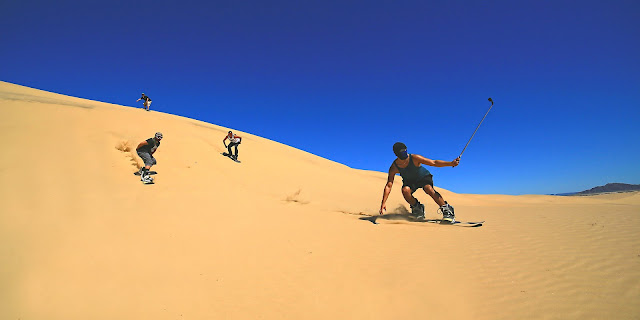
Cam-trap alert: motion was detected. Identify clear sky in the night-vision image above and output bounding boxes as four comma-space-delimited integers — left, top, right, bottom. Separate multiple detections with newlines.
2, 0, 639, 195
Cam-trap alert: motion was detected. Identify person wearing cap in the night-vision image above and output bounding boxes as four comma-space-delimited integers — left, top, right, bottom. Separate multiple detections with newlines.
379, 142, 460, 222
136, 93, 152, 111
136, 132, 163, 182
223, 131, 242, 161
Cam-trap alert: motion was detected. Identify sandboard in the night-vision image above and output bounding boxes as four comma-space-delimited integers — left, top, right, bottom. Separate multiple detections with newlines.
221, 152, 241, 163
420, 218, 484, 227
134, 171, 157, 175
360, 215, 484, 227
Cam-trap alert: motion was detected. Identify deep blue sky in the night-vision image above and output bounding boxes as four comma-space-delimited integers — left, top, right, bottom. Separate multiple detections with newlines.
2, 0, 639, 194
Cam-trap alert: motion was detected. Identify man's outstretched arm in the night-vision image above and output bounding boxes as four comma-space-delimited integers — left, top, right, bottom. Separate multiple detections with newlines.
413, 154, 460, 167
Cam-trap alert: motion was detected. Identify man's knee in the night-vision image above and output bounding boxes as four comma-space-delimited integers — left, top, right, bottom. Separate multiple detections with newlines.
424, 187, 442, 199
423, 184, 435, 194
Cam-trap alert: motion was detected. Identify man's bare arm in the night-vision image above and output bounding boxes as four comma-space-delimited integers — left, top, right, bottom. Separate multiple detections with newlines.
380, 164, 398, 214
413, 154, 460, 167
136, 140, 148, 150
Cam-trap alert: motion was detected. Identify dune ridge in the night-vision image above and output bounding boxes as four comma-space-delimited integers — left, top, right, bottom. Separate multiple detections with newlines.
1, 81, 638, 319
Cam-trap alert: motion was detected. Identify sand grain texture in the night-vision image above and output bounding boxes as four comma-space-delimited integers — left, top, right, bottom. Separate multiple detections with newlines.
1, 81, 638, 319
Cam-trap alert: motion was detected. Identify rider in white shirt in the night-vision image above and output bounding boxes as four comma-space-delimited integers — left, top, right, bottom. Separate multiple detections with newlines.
223, 131, 242, 160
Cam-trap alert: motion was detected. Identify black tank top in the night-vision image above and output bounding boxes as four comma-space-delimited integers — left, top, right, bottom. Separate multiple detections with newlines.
394, 155, 430, 183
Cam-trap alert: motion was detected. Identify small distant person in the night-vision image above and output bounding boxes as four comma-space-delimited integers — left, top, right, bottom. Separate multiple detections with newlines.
136, 132, 163, 182
136, 93, 152, 111
379, 142, 460, 222
223, 131, 242, 161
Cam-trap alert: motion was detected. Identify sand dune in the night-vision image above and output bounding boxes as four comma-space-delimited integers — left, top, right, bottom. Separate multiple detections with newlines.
1, 81, 638, 319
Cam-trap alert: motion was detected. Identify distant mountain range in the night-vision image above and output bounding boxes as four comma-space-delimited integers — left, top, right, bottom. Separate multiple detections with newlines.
553, 183, 640, 196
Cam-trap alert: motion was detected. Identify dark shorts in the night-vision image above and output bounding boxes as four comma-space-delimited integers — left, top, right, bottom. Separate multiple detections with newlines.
137, 151, 156, 167
403, 174, 434, 194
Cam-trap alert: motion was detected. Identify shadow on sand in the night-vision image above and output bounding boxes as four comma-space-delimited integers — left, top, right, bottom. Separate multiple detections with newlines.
359, 205, 415, 225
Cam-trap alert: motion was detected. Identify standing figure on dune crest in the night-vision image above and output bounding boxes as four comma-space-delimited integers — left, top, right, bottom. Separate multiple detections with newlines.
136, 132, 162, 183
379, 142, 460, 222
136, 93, 152, 111
223, 131, 242, 161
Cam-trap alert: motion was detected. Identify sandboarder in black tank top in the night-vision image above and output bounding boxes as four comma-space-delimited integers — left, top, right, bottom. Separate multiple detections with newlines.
379, 142, 460, 222
136, 93, 152, 111
136, 132, 162, 182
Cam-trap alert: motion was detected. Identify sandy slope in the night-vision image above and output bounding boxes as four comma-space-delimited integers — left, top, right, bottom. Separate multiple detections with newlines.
1, 81, 638, 320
